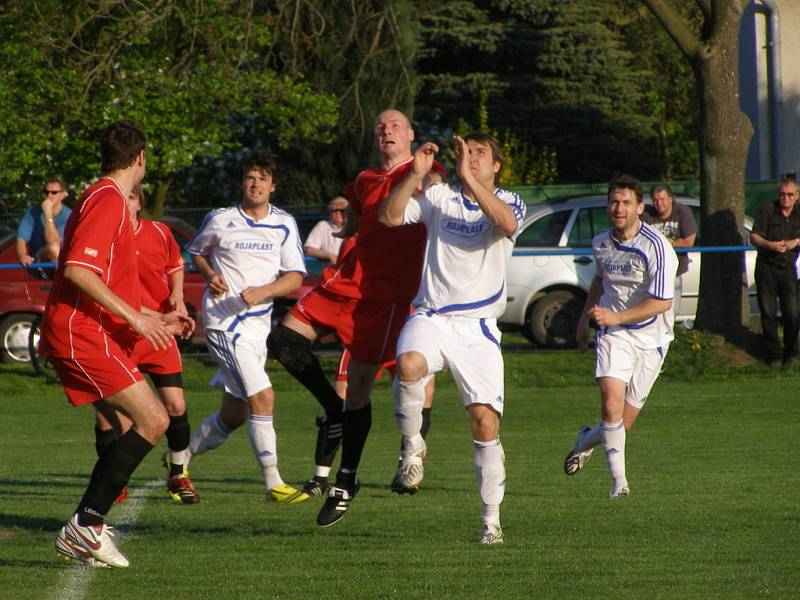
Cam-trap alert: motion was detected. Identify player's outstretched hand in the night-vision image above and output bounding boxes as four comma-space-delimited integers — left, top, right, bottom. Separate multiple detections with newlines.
453, 134, 472, 183
412, 142, 439, 178
208, 273, 229, 297
162, 311, 195, 339
132, 312, 174, 350
240, 286, 267, 308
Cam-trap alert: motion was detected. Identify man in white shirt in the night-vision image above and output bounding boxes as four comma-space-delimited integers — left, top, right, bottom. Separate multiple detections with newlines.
185, 150, 310, 504
563, 175, 677, 499
380, 132, 526, 545
304, 196, 348, 265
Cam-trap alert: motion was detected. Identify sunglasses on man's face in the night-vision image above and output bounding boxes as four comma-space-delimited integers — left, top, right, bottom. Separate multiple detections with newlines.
44, 190, 63, 196
330, 208, 347, 213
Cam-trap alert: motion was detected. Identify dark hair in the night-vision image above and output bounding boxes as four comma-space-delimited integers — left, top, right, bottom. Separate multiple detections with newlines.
608, 174, 644, 204
463, 132, 504, 183
241, 149, 277, 178
42, 178, 66, 193
778, 176, 798, 189
100, 120, 146, 174
649, 183, 673, 199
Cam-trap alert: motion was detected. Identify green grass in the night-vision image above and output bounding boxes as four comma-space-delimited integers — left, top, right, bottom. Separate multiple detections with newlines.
0, 345, 797, 599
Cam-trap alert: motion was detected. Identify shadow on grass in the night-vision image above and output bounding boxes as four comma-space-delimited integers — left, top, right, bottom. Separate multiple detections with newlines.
0, 513, 64, 532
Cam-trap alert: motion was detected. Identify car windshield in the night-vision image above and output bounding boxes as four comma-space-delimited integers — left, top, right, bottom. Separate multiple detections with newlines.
516, 210, 571, 247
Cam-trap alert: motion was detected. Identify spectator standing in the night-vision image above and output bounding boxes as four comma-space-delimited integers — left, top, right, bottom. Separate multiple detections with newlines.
750, 177, 800, 366
16, 178, 72, 265
641, 185, 697, 319
304, 196, 348, 265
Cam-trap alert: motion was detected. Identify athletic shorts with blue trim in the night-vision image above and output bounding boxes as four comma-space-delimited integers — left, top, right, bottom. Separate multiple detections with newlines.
205, 329, 271, 399
595, 329, 668, 409
396, 312, 504, 416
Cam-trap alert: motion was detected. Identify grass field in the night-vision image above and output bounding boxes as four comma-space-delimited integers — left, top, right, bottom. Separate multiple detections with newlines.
1, 335, 798, 599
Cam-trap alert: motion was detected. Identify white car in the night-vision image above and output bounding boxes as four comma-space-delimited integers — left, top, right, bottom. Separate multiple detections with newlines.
501, 195, 757, 347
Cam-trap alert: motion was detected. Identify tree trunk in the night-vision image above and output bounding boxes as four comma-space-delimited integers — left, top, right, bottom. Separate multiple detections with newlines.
692, 7, 753, 333
149, 178, 172, 221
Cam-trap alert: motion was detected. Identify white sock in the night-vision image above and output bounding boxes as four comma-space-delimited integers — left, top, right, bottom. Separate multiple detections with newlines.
393, 376, 429, 442
578, 423, 602, 452
168, 448, 190, 469
600, 420, 627, 490
187, 412, 231, 464
474, 439, 505, 526
314, 465, 331, 478
248, 415, 284, 490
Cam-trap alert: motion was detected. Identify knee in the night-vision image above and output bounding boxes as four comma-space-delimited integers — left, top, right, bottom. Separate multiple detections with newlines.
267, 324, 314, 370
397, 352, 427, 382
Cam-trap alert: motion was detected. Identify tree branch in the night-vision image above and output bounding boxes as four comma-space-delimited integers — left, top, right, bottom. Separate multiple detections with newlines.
694, 0, 711, 21
640, 0, 702, 60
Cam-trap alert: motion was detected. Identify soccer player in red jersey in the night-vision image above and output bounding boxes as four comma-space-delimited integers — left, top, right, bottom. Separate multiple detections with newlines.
267, 108, 445, 526
93, 183, 200, 505
41, 120, 190, 568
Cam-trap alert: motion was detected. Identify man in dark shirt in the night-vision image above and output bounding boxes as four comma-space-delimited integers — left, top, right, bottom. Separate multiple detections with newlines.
641, 184, 697, 319
750, 177, 800, 365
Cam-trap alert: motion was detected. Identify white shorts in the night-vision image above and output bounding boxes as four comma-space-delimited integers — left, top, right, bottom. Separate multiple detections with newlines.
396, 312, 504, 415
205, 329, 271, 400
595, 330, 668, 409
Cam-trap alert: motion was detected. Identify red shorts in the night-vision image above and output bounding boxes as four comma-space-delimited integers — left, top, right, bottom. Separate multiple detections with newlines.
128, 337, 182, 375
335, 348, 396, 382
290, 287, 409, 364
49, 347, 144, 407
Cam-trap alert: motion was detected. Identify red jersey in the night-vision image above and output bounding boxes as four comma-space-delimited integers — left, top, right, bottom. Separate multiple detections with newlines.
39, 178, 140, 357
134, 218, 184, 312
323, 157, 446, 302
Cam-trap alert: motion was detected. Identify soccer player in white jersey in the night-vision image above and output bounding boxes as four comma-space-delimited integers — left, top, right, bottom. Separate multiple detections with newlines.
379, 132, 526, 544
563, 174, 678, 498
185, 150, 310, 504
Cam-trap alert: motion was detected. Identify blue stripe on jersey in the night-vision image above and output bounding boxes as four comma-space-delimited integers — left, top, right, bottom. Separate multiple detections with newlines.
236, 206, 289, 243
610, 234, 649, 271
431, 284, 505, 314
639, 224, 668, 299
461, 192, 481, 211
479, 318, 501, 349
226, 306, 274, 332
187, 207, 228, 251
621, 316, 657, 330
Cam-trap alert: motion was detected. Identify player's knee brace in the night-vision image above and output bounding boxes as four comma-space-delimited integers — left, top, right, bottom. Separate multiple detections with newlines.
393, 377, 428, 438
267, 324, 316, 373
474, 440, 505, 506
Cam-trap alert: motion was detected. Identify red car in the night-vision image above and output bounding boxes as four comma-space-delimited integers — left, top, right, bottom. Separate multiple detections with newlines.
0, 217, 319, 364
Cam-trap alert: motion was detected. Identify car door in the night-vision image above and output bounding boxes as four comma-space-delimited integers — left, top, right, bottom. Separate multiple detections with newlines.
564, 204, 611, 289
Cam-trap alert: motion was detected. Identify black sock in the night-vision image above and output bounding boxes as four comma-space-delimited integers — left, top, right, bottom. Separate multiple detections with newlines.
94, 426, 116, 459
76, 428, 154, 525
165, 413, 190, 476
314, 414, 343, 468
420, 407, 432, 440
267, 325, 344, 417
336, 403, 372, 488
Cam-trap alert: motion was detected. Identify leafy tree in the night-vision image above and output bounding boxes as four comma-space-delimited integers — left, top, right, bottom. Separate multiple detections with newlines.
0, 1, 338, 215
641, 0, 753, 332
414, 0, 665, 182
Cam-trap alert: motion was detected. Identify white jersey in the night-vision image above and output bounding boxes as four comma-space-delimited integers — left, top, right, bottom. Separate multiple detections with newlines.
187, 204, 307, 338
403, 182, 526, 318
304, 219, 344, 257
593, 221, 678, 348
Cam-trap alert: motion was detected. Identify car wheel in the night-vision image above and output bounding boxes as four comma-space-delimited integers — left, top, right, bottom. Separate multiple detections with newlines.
0, 312, 38, 363
528, 291, 583, 348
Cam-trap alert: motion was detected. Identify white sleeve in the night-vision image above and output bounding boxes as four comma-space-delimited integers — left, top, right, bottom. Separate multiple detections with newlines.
186, 212, 220, 256
304, 220, 327, 249
281, 217, 308, 275
647, 237, 678, 300
404, 182, 446, 225
498, 190, 527, 233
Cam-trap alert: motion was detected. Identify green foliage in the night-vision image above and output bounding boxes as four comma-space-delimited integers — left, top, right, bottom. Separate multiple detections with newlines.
0, 1, 338, 211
